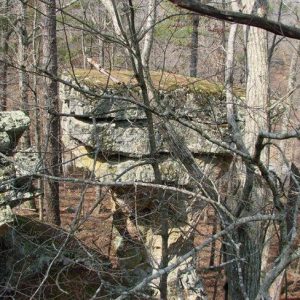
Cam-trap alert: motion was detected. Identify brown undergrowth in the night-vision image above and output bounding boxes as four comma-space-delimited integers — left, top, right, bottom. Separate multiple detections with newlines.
12, 174, 300, 300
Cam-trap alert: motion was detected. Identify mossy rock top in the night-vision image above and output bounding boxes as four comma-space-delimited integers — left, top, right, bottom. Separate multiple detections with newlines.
64, 68, 244, 96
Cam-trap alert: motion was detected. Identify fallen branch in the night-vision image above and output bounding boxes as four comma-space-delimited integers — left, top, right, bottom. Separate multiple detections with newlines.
87, 58, 121, 84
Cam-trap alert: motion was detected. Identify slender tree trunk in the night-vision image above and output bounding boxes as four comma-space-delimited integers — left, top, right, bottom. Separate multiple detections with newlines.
139, 2, 170, 296
16, 0, 37, 211
0, 0, 10, 111
18, 0, 31, 149
81, 24, 86, 68
98, 7, 106, 67
33, 0, 44, 220
220, 0, 226, 81
189, 14, 200, 77
42, 0, 61, 226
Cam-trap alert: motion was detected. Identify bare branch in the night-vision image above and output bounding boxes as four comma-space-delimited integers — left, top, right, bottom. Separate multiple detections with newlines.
115, 213, 281, 300
168, 0, 300, 40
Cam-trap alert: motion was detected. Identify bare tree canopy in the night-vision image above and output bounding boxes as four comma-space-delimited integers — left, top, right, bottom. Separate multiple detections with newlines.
168, 0, 300, 39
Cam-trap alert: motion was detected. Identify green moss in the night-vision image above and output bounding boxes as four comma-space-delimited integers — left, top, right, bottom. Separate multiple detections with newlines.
65, 68, 244, 97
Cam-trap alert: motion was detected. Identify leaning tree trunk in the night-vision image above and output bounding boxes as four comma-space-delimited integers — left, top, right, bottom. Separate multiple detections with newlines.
42, 0, 61, 225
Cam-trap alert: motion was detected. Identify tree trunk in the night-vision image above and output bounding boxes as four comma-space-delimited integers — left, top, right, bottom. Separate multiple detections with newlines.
220, 0, 226, 81
223, 0, 269, 299
99, 8, 107, 67
280, 41, 300, 164
0, 0, 10, 111
18, 0, 31, 148
15, 0, 37, 211
32, 0, 44, 220
42, 0, 61, 226
189, 14, 200, 77
243, 1, 269, 158
131, 2, 170, 297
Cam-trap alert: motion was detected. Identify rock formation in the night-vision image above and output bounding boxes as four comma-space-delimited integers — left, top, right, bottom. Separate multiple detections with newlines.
61, 69, 232, 298
0, 113, 111, 297
0, 111, 32, 233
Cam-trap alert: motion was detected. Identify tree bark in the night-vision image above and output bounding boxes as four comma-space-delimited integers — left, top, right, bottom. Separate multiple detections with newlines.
189, 14, 200, 77
222, 0, 269, 298
141, 0, 157, 70
17, 0, 37, 211
18, 0, 31, 149
32, 0, 44, 219
243, 3, 269, 158
280, 41, 300, 164
42, 0, 61, 226
0, 0, 11, 111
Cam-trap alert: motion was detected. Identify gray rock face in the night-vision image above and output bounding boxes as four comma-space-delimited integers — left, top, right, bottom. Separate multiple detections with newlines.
0, 194, 13, 229
0, 111, 31, 231
61, 84, 147, 120
66, 117, 153, 157
61, 73, 230, 185
0, 132, 10, 153
66, 117, 226, 158
61, 75, 228, 123
0, 111, 30, 133
0, 111, 30, 153
14, 148, 40, 177
63, 142, 227, 186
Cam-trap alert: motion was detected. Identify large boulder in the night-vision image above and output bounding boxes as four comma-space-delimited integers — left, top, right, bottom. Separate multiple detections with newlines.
61, 69, 231, 183
0, 111, 31, 235
60, 69, 234, 298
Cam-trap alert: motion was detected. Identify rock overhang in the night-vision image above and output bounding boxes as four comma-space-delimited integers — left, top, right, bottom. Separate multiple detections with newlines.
60, 69, 239, 185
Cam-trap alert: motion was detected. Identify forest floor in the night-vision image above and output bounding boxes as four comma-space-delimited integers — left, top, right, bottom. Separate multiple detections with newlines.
14, 174, 300, 300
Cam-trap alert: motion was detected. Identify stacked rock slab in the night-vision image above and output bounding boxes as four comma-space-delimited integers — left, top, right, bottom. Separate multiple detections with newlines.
60, 69, 232, 298
0, 111, 31, 234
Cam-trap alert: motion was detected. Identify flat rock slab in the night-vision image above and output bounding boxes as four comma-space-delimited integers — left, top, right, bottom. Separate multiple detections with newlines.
60, 72, 229, 123
69, 145, 227, 185
66, 117, 226, 157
